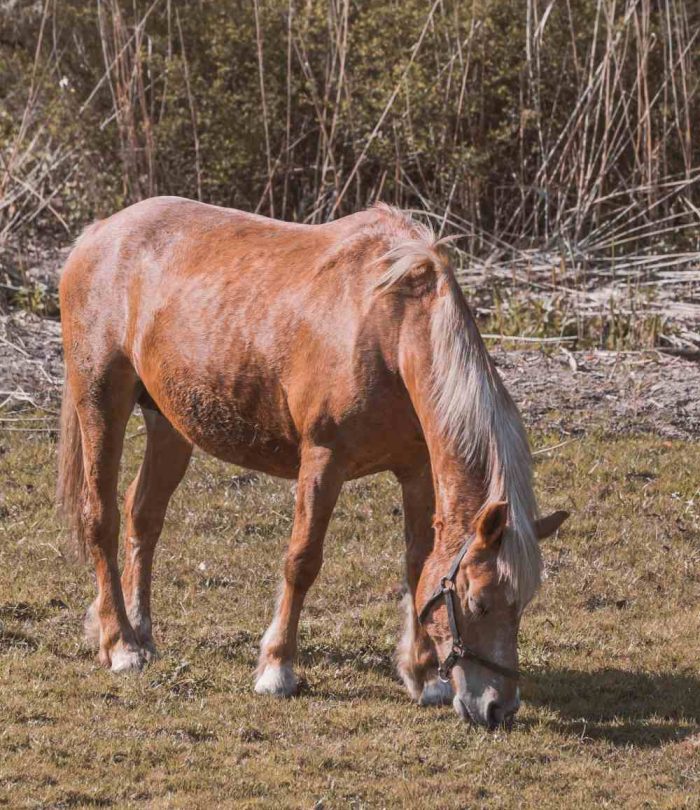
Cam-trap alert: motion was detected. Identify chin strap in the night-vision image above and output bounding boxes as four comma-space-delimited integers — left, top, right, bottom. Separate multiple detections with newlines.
417, 535, 521, 683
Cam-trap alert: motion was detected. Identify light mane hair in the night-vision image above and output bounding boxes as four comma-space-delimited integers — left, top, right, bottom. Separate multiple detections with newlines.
374, 208, 542, 606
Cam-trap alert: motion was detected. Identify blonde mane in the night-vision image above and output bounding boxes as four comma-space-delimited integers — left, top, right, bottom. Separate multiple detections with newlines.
375, 210, 542, 605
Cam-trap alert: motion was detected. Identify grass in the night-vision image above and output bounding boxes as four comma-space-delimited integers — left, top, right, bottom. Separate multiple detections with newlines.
0, 416, 699, 808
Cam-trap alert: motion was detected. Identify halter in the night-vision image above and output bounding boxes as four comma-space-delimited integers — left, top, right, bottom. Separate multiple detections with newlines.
417, 534, 521, 683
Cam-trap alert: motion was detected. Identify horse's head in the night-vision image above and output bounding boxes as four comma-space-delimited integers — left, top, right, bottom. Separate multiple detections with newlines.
417, 502, 568, 729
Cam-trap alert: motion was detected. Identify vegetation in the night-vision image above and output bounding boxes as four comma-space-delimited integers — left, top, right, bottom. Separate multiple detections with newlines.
0, 417, 698, 806
1, 5, 698, 804
2, 0, 698, 350
1, 1, 698, 244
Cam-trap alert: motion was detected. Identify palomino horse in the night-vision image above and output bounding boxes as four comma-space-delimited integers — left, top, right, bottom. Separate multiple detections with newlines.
57, 197, 567, 728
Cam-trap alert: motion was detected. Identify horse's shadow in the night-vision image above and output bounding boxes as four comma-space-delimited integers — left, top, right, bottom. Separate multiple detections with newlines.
300, 644, 699, 747
523, 667, 700, 747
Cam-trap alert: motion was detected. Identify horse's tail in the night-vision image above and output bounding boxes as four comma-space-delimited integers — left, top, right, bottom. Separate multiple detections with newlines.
56, 378, 87, 560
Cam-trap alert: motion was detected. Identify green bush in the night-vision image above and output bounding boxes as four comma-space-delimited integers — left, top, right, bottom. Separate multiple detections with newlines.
1, 0, 698, 249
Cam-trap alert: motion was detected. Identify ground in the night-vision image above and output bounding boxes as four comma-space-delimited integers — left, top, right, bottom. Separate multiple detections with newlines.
1, 426, 699, 808
1, 280, 700, 807
1, 361, 699, 806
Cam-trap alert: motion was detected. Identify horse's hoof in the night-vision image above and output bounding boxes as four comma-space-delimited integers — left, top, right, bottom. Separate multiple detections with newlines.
419, 677, 454, 706
84, 600, 100, 647
254, 663, 298, 697
133, 624, 157, 662
109, 642, 148, 674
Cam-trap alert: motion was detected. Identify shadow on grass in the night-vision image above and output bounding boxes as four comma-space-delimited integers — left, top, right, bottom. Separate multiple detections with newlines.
526, 668, 700, 747
298, 642, 395, 679
297, 650, 700, 745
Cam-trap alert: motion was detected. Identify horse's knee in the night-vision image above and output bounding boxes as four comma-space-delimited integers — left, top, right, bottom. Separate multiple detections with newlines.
128, 509, 164, 544
283, 546, 322, 592
125, 490, 166, 547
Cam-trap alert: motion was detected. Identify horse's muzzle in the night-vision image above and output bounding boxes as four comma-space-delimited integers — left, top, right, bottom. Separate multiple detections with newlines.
453, 692, 520, 730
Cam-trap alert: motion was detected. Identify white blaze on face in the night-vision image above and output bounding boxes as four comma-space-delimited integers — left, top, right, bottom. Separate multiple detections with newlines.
451, 663, 489, 722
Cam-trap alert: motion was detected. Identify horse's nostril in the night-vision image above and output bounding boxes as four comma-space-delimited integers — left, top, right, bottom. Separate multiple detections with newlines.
485, 701, 501, 729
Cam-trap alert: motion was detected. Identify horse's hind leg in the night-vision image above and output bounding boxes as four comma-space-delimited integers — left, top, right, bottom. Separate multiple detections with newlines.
255, 445, 343, 696
72, 359, 146, 672
396, 465, 453, 706
119, 407, 192, 657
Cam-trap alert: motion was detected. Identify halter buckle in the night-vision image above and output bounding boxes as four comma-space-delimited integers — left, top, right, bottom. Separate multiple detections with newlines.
437, 666, 451, 683
437, 643, 466, 682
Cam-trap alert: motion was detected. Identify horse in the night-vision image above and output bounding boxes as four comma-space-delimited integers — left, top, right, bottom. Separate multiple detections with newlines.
56, 196, 567, 728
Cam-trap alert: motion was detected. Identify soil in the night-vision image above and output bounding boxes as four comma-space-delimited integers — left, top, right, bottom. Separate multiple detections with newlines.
0, 310, 63, 409
493, 346, 700, 440
1, 307, 699, 439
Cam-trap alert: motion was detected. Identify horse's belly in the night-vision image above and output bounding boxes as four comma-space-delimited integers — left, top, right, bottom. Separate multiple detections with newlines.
142, 367, 301, 478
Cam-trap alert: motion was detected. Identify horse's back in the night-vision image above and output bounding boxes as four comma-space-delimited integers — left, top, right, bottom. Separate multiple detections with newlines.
62, 196, 387, 307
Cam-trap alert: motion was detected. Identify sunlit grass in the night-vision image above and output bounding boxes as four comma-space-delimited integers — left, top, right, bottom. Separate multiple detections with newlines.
0, 418, 698, 807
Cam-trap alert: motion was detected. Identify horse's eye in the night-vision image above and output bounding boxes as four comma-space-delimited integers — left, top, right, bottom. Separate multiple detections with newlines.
468, 595, 488, 616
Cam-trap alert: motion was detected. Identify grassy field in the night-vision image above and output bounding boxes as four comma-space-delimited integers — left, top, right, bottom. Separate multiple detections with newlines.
1, 416, 699, 808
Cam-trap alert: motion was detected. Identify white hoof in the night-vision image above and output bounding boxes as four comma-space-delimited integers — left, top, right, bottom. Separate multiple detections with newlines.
419, 677, 454, 706
84, 600, 100, 647
254, 663, 298, 697
110, 642, 147, 674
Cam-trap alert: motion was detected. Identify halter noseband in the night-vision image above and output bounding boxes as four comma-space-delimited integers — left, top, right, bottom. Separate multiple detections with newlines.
417, 534, 521, 683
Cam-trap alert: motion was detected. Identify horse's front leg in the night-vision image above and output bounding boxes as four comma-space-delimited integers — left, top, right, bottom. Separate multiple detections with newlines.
396, 465, 454, 706
255, 445, 343, 697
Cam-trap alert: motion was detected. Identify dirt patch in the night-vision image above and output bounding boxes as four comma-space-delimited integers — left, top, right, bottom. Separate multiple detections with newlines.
1, 309, 699, 438
493, 346, 700, 440
0, 310, 63, 409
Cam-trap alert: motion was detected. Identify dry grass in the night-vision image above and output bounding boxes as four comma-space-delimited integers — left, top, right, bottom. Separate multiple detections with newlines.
0, 416, 699, 808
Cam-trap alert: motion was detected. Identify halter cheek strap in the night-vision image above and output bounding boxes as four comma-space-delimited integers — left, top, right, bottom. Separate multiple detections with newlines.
417, 534, 521, 683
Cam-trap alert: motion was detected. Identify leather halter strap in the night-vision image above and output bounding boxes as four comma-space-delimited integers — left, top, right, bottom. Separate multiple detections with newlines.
417, 534, 521, 683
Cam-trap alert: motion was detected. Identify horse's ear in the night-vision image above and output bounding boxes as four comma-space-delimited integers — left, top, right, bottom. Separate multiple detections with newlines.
474, 501, 509, 548
535, 510, 569, 541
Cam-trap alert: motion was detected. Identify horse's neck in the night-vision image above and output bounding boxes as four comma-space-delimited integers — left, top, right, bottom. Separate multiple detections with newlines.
397, 303, 491, 555
430, 447, 487, 554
